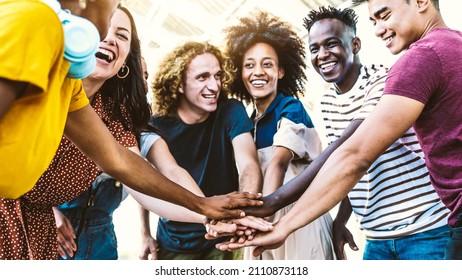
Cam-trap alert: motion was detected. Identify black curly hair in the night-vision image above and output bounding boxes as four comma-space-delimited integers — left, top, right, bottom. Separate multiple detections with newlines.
304, 6, 358, 35
224, 12, 306, 104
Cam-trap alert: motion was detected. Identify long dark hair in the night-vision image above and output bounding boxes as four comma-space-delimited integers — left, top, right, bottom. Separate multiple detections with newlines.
98, 5, 151, 136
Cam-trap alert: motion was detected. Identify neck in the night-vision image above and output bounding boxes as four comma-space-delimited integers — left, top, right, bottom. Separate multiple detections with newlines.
421, 14, 447, 39
254, 93, 276, 119
82, 78, 105, 100
334, 61, 362, 94
177, 103, 210, 125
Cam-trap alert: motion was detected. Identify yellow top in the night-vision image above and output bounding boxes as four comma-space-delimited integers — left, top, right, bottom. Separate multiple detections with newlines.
0, 0, 89, 198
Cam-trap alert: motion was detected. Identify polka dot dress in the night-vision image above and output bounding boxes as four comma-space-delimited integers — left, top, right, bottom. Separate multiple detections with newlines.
0, 93, 138, 259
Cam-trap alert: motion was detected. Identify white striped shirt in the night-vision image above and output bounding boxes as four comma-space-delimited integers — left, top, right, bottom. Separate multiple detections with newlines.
320, 64, 449, 239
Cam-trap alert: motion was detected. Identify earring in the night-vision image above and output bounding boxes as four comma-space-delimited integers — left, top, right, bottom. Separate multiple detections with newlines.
117, 64, 130, 79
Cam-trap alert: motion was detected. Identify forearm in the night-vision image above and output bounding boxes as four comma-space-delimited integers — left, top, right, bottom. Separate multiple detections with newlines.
65, 107, 204, 214
139, 206, 152, 237
277, 145, 370, 235
239, 164, 263, 194
262, 164, 286, 196
265, 120, 364, 214
334, 197, 353, 225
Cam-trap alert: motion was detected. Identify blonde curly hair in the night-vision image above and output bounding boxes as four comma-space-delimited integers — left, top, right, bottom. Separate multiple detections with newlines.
151, 41, 236, 117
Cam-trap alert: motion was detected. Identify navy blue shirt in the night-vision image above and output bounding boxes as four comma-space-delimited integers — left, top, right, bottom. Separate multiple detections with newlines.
150, 98, 254, 253
252, 93, 314, 149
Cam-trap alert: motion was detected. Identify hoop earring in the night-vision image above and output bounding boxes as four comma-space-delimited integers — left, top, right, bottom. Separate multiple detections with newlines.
117, 64, 130, 79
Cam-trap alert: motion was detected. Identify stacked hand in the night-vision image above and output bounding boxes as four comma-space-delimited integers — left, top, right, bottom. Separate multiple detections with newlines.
209, 221, 292, 258
204, 216, 273, 243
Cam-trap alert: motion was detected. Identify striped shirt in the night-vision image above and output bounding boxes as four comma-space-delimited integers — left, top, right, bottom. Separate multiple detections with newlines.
320, 64, 449, 239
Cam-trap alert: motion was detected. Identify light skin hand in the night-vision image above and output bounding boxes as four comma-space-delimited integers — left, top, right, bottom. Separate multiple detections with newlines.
53, 207, 77, 259
204, 216, 273, 240
215, 221, 290, 257
139, 206, 158, 260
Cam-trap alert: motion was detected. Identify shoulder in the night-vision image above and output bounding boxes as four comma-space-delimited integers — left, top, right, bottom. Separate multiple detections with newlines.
2, 1, 60, 27
362, 64, 388, 86
217, 98, 248, 116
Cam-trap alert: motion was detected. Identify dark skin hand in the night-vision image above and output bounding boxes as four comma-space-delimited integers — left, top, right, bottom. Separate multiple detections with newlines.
241, 119, 364, 218
332, 198, 358, 259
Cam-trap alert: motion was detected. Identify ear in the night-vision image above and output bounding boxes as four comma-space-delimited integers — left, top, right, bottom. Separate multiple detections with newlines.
278, 68, 285, 79
415, 0, 430, 11
178, 84, 184, 94
352, 37, 362, 55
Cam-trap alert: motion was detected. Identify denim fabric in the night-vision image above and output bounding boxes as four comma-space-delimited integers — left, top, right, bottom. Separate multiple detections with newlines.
58, 217, 118, 260
58, 174, 124, 260
445, 213, 462, 260
363, 225, 451, 260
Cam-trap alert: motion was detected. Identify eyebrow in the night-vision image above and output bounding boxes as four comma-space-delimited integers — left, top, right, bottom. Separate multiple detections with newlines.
370, 6, 388, 20
244, 56, 275, 61
117, 27, 131, 34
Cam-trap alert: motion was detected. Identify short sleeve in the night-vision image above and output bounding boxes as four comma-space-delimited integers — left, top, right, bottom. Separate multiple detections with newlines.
140, 132, 161, 158
385, 46, 442, 104
65, 78, 90, 112
0, 1, 64, 93
273, 117, 322, 160
223, 99, 254, 140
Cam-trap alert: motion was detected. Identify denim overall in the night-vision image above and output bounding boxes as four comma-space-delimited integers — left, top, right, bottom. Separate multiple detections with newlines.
57, 173, 127, 260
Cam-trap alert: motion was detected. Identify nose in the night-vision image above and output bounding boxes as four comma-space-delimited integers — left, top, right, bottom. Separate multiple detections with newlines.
317, 46, 329, 60
207, 77, 220, 92
374, 21, 386, 39
103, 33, 116, 45
253, 63, 264, 76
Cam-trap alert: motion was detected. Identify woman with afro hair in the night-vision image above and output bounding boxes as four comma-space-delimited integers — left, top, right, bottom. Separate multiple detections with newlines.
224, 12, 335, 260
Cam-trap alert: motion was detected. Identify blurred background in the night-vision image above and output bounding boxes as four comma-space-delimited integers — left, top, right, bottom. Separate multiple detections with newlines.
113, 0, 462, 260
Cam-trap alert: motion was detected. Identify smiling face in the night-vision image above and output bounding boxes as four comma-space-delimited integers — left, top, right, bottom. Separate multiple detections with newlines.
309, 18, 360, 91
367, 0, 422, 54
91, 8, 131, 81
241, 42, 284, 105
178, 53, 222, 122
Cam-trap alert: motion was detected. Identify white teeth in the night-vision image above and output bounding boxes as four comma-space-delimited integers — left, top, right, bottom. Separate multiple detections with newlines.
320, 62, 336, 69
202, 94, 216, 99
251, 80, 267, 86
97, 48, 114, 62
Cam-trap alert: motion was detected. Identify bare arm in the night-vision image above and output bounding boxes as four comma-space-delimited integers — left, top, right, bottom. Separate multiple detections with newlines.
138, 206, 158, 260
126, 137, 205, 223
232, 132, 263, 194
64, 105, 262, 220
261, 146, 293, 196
0, 78, 27, 119
243, 119, 364, 217
241, 95, 424, 256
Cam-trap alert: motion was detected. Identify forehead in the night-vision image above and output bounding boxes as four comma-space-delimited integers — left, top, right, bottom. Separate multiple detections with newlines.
244, 42, 278, 58
186, 53, 220, 74
111, 9, 131, 32
367, 0, 404, 18
309, 18, 350, 42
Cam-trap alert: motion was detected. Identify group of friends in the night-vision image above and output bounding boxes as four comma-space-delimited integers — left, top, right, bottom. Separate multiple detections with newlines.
0, 0, 460, 261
